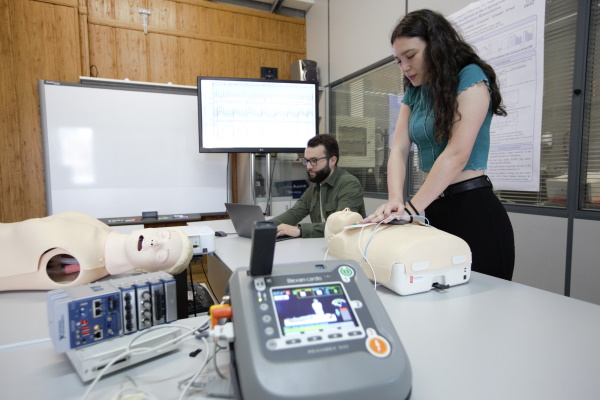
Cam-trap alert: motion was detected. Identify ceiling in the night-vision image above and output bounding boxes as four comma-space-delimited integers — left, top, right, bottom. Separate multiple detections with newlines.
210, 0, 313, 16
251, 0, 314, 12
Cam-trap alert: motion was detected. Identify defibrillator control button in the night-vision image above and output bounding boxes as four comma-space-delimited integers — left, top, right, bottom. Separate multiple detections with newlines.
259, 303, 269, 311
254, 278, 266, 291
366, 335, 391, 358
286, 338, 301, 345
348, 331, 362, 337
328, 333, 343, 339
265, 327, 275, 336
266, 339, 278, 350
351, 300, 363, 309
307, 336, 322, 342
338, 265, 355, 278
262, 315, 272, 323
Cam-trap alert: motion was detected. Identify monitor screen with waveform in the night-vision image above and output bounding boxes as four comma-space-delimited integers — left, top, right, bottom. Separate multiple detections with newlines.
197, 77, 318, 153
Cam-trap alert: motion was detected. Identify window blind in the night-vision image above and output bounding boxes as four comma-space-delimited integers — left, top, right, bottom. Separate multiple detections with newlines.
582, 1, 600, 210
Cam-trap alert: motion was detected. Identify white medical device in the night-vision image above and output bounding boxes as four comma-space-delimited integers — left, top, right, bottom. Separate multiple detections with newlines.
228, 260, 412, 400
179, 225, 215, 255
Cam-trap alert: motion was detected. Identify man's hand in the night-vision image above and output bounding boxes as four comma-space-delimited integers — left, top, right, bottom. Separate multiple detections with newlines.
276, 223, 301, 238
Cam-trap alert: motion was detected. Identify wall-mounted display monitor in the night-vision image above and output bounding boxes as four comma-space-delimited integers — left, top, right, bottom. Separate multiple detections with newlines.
197, 77, 318, 153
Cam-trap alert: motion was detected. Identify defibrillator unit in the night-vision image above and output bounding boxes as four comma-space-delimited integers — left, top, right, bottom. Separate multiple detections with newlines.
227, 259, 412, 400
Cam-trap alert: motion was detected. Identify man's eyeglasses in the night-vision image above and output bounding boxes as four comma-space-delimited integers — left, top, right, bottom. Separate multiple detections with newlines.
300, 157, 329, 166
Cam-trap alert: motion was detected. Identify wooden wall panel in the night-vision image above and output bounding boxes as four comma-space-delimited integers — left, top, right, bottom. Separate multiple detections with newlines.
260, 18, 285, 46
175, 2, 207, 35
88, 24, 117, 78
115, 0, 146, 24
234, 46, 262, 79
284, 19, 305, 50
148, 33, 179, 84
116, 28, 148, 81
87, 0, 116, 20
88, 0, 146, 24
0, 0, 22, 221
51, 5, 82, 81
204, 41, 235, 77
149, 0, 177, 30
1, 0, 81, 222
234, 13, 261, 43
206, 8, 234, 38
179, 37, 208, 85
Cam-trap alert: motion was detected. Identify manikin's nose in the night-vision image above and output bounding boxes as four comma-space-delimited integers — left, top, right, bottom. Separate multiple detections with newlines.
150, 237, 168, 247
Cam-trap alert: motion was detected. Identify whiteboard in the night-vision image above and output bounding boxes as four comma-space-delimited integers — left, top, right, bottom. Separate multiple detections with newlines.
39, 81, 229, 219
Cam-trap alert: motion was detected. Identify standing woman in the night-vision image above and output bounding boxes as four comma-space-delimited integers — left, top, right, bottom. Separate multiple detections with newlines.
363, 9, 515, 280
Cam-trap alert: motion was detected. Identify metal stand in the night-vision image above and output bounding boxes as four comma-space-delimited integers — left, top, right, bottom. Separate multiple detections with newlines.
250, 153, 273, 216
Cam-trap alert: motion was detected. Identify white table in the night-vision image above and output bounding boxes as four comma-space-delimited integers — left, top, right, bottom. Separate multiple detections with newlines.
2, 219, 600, 399
0, 305, 223, 400
189, 219, 600, 400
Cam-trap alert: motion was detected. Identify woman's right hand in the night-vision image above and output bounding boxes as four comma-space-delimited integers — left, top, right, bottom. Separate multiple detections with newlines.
360, 200, 404, 224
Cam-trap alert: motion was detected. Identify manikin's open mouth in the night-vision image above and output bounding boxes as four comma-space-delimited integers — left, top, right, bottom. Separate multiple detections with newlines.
138, 235, 143, 251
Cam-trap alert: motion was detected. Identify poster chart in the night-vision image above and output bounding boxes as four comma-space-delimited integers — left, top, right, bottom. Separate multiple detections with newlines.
449, 0, 546, 191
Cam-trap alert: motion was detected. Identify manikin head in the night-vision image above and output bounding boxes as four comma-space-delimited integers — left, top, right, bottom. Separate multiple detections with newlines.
107, 227, 193, 275
324, 208, 362, 240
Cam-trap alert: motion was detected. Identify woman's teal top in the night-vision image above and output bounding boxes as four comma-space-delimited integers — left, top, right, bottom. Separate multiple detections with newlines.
401, 64, 492, 172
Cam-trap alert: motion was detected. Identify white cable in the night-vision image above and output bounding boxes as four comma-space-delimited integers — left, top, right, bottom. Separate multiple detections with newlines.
178, 337, 210, 400
110, 386, 160, 400
0, 337, 51, 351
358, 223, 386, 289
211, 341, 228, 380
82, 347, 152, 400
82, 319, 210, 400
358, 215, 412, 289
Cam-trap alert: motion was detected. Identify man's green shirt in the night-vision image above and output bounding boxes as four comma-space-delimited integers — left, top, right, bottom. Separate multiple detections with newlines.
270, 167, 366, 238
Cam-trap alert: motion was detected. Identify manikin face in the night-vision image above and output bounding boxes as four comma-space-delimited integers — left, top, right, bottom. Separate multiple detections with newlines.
305, 144, 336, 184
392, 36, 429, 87
125, 228, 183, 271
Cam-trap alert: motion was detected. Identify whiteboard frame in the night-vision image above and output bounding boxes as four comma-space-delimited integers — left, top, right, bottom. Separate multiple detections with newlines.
39, 80, 231, 219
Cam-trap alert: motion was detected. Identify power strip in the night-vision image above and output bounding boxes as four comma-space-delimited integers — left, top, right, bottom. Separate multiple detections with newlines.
66, 326, 182, 382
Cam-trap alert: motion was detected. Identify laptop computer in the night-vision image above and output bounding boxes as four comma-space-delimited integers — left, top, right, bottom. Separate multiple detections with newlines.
224, 203, 296, 241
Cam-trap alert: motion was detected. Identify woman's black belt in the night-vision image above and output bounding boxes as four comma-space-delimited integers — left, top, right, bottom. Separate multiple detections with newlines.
438, 175, 493, 198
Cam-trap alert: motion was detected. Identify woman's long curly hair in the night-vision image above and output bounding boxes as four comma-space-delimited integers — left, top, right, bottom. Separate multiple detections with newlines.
391, 9, 506, 143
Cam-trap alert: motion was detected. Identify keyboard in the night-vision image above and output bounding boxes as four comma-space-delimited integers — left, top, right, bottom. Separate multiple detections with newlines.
187, 282, 214, 315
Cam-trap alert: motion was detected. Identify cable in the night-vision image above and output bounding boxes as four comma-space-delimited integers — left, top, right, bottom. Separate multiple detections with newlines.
82, 319, 210, 400
178, 337, 210, 400
188, 264, 198, 316
212, 341, 229, 380
0, 337, 51, 350
358, 222, 386, 289
323, 246, 330, 260
357, 214, 431, 290
110, 386, 160, 400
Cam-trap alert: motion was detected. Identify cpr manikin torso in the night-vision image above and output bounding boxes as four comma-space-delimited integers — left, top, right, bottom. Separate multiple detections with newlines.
326, 209, 472, 294
0, 212, 193, 291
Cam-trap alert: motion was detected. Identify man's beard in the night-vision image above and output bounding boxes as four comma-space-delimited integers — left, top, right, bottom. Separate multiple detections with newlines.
308, 164, 331, 184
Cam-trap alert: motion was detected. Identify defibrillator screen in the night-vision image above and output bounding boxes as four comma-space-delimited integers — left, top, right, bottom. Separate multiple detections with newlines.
271, 283, 359, 337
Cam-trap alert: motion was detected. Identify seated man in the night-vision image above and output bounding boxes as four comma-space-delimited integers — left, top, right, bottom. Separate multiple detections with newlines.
270, 134, 366, 238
